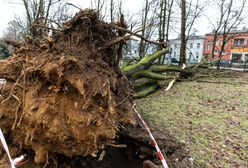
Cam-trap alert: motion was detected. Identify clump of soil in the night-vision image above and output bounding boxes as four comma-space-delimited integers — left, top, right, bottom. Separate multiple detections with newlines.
0, 9, 134, 164
0, 9, 192, 168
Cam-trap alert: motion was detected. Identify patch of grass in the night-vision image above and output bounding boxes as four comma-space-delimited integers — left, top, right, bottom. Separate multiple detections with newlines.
136, 74, 248, 168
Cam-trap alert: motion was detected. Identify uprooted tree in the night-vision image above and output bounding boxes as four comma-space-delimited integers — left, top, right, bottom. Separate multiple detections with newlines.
0, 9, 135, 164
0, 9, 195, 168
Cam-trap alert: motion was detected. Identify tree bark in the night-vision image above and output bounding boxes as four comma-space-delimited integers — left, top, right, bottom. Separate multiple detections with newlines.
150, 65, 192, 75
130, 70, 171, 80
180, 0, 187, 66
139, 0, 149, 58
166, 0, 174, 42
134, 84, 156, 98
122, 48, 170, 76
110, 0, 114, 22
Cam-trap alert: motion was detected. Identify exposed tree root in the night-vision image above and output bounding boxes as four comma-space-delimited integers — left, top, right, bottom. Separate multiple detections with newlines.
0, 9, 134, 165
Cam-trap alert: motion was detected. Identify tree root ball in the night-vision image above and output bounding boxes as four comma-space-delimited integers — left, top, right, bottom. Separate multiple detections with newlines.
0, 9, 134, 164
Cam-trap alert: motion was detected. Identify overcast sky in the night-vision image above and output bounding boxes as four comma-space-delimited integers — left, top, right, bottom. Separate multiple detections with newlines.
0, 0, 147, 36
0, 0, 244, 38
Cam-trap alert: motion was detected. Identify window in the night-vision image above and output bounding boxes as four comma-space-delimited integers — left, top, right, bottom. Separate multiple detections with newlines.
189, 52, 193, 58
196, 51, 199, 58
214, 49, 218, 54
232, 53, 243, 63
190, 43, 193, 48
245, 54, 248, 62
207, 41, 211, 51
197, 43, 200, 48
234, 39, 245, 47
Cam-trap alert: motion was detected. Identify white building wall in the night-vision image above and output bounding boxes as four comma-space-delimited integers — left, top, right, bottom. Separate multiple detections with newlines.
169, 35, 205, 63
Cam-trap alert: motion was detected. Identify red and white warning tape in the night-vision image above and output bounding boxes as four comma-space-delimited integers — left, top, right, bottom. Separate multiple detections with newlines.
133, 104, 169, 168
0, 128, 25, 168
0, 128, 16, 168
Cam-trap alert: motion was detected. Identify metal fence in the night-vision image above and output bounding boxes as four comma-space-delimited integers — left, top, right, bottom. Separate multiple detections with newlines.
213, 60, 248, 72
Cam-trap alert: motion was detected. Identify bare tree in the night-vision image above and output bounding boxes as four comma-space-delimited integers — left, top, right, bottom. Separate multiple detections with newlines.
51, 3, 72, 25
90, 0, 107, 19
208, 0, 247, 69
138, 0, 159, 58
185, 0, 204, 40
4, 20, 26, 41
157, 0, 175, 63
166, 0, 175, 42
179, 0, 204, 66
20, 0, 71, 41
179, 0, 187, 66
91, 0, 105, 12
110, 0, 114, 22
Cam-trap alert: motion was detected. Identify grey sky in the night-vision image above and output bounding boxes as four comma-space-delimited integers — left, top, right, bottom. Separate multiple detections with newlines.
0, 0, 246, 38
0, 0, 144, 36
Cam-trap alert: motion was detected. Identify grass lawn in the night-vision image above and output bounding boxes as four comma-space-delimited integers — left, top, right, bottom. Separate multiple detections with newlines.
136, 71, 248, 168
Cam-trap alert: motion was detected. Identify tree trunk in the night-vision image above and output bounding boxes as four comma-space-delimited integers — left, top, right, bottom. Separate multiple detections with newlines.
158, 0, 167, 64
150, 65, 192, 75
166, 0, 174, 42
130, 70, 171, 80
211, 30, 218, 60
217, 37, 227, 69
180, 0, 187, 66
134, 84, 157, 98
139, 0, 149, 58
122, 48, 170, 76
110, 0, 114, 22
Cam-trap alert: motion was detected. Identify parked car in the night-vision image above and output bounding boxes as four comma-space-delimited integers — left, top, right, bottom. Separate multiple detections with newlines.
171, 57, 179, 65
212, 60, 231, 66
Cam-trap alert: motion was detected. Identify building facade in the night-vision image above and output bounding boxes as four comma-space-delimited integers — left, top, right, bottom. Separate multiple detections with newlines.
230, 32, 248, 63
169, 35, 205, 63
203, 30, 248, 63
123, 36, 157, 60
123, 30, 248, 64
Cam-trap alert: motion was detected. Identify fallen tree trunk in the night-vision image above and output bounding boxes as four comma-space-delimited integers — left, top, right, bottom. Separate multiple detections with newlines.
133, 79, 158, 91
150, 64, 193, 75
130, 70, 172, 80
122, 48, 170, 76
121, 50, 195, 98
134, 84, 157, 98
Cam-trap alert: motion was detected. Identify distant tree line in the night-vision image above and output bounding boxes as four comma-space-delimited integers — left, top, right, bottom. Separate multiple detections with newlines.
2, 0, 247, 67
0, 42, 11, 59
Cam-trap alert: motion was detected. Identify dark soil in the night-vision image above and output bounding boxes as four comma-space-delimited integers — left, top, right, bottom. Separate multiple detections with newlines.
0, 121, 192, 168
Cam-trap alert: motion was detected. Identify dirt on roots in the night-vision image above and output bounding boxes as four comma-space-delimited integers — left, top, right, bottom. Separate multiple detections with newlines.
0, 9, 134, 164
0, 9, 191, 168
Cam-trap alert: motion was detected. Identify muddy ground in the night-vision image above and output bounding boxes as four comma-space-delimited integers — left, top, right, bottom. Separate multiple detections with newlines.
0, 119, 192, 168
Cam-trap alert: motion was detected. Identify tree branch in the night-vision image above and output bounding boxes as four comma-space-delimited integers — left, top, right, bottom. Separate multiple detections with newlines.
110, 24, 167, 46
